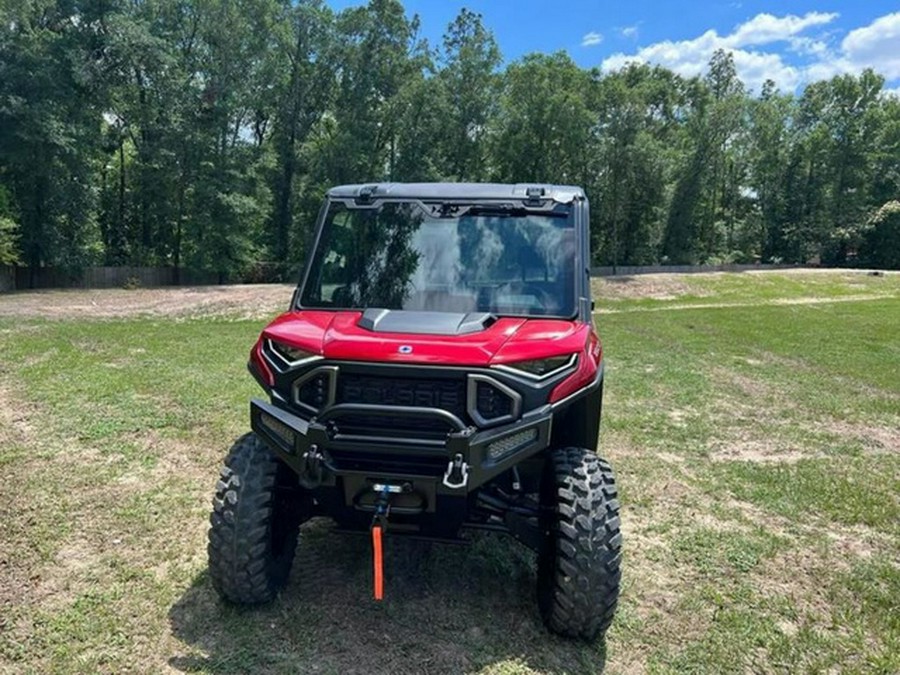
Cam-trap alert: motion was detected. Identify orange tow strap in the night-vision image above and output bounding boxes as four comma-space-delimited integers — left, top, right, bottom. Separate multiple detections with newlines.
372, 525, 384, 600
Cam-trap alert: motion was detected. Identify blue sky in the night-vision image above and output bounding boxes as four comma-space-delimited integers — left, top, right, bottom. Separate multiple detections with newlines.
327, 1, 900, 94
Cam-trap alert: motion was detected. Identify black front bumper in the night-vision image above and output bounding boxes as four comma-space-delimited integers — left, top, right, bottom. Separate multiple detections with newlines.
250, 397, 553, 504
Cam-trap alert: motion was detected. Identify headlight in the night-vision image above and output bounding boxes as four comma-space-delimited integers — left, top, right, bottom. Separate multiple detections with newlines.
267, 339, 319, 366
496, 354, 577, 379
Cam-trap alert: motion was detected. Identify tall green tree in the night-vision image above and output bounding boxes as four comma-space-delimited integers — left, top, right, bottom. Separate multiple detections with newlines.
664, 51, 749, 263
436, 9, 501, 181
819, 70, 883, 264
181, 0, 279, 280
265, 0, 335, 272
2, 3, 899, 280
391, 72, 444, 182
0, 0, 110, 280
748, 80, 794, 261
0, 184, 20, 265
593, 64, 683, 266
492, 53, 594, 184
323, 0, 424, 183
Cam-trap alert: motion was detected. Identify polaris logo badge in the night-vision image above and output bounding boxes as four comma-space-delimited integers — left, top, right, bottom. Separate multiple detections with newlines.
398, 345, 413, 354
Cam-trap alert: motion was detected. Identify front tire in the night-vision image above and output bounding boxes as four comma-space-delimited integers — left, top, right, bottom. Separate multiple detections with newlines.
537, 447, 622, 640
208, 433, 304, 603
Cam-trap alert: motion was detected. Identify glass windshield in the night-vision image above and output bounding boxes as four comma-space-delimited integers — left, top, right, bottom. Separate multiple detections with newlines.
299, 201, 576, 317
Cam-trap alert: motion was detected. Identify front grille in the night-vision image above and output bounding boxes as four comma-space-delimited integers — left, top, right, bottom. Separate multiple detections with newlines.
333, 372, 468, 441
337, 374, 467, 420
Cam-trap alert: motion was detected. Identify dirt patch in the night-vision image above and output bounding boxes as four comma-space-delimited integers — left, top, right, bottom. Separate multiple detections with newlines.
0, 386, 40, 618
3, 271, 894, 321
753, 540, 865, 621
723, 497, 794, 536
0, 384, 34, 445
717, 369, 774, 401
0, 284, 296, 321
709, 439, 818, 464
592, 274, 704, 301
703, 366, 830, 464
711, 417, 900, 465
28, 539, 100, 613
823, 421, 900, 454
597, 294, 892, 314
760, 546, 833, 631
822, 526, 889, 563
0, 383, 214, 640
707, 364, 784, 412
116, 429, 215, 484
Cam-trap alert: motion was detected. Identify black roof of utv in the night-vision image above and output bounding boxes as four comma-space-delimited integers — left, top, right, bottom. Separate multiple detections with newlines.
326, 183, 585, 203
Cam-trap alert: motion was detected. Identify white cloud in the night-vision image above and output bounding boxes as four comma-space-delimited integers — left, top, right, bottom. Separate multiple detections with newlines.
731, 50, 801, 91
841, 12, 900, 79
779, 12, 900, 85
601, 11, 900, 93
601, 53, 638, 73
787, 36, 830, 57
621, 25, 639, 39
600, 11, 843, 92
723, 12, 837, 48
802, 57, 847, 83
581, 31, 603, 48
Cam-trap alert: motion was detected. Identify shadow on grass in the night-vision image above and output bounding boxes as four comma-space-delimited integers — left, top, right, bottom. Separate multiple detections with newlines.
168, 520, 606, 675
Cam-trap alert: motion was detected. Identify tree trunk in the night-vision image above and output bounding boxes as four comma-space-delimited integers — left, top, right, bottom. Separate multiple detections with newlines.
174, 152, 187, 286
117, 137, 126, 263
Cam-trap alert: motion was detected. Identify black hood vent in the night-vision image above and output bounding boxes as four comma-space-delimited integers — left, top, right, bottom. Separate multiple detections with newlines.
358, 309, 496, 335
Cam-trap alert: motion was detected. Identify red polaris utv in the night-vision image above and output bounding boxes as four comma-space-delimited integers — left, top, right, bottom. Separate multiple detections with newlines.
208, 183, 621, 640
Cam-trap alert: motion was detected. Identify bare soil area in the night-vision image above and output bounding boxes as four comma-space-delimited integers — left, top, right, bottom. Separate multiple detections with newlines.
0, 284, 296, 320
592, 267, 896, 302
593, 273, 702, 300
2, 269, 895, 319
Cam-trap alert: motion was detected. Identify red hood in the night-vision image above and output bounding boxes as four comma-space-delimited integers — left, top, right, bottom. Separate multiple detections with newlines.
261, 310, 591, 366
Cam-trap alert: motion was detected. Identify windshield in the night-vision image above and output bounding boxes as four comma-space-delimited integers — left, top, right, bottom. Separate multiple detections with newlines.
299, 200, 576, 317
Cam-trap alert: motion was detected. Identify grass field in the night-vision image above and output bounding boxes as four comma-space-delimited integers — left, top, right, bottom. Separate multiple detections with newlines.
1, 270, 898, 674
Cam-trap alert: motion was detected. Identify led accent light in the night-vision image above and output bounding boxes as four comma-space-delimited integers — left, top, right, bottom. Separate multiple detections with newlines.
476, 380, 514, 420
496, 353, 577, 379
268, 339, 318, 365
260, 412, 296, 451
467, 374, 521, 427
486, 427, 538, 461
292, 366, 338, 413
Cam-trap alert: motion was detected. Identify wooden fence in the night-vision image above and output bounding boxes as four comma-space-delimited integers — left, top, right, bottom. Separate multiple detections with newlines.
0, 265, 13, 292
1, 266, 218, 291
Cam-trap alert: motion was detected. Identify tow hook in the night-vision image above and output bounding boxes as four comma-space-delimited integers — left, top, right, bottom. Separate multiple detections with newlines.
442, 453, 470, 489
299, 444, 328, 489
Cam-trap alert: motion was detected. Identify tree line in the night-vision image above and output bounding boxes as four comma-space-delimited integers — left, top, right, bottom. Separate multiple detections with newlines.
1, 0, 898, 284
